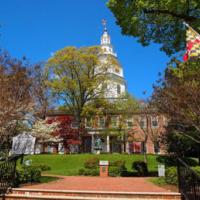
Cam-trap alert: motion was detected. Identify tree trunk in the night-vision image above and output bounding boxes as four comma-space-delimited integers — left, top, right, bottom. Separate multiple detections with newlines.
123, 133, 126, 153
75, 113, 83, 153
143, 137, 148, 164
143, 151, 148, 163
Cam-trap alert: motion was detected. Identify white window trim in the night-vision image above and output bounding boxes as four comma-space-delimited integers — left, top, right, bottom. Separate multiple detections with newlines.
151, 116, 159, 128
98, 116, 105, 129
111, 116, 119, 128
139, 117, 147, 128
126, 117, 133, 128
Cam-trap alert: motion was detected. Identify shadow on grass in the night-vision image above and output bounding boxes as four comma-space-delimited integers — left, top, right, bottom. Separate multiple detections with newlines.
123, 170, 158, 177
39, 176, 61, 183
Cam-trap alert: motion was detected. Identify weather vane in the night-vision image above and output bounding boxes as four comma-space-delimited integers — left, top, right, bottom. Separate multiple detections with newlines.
102, 19, 107, 31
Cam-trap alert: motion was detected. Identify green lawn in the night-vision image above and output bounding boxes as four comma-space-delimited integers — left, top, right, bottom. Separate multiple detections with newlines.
23, 154, 160, 176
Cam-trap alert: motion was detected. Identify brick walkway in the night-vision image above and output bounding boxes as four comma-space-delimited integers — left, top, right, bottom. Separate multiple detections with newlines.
22, 176, 172, 193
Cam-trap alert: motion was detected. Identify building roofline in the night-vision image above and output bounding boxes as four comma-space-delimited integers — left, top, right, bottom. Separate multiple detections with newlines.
46, 109, 161, 117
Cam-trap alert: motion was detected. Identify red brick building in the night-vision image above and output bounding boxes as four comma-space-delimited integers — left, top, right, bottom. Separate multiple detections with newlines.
40, 110, 166, 155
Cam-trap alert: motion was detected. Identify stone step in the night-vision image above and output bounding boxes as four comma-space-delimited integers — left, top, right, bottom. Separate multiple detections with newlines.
5, 188, 181, 200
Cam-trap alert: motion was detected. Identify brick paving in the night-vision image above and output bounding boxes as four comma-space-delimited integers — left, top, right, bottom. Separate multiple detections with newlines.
22, 176, 172, 193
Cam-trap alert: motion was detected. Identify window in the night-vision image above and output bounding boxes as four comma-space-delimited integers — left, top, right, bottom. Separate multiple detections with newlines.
163, 116, 168, 126
98, 116, 105, 128
133, 142, 141, 153
71, 121, 79, 129
154, 142, 160, 154
85, 117, 93, 128
151, 116, 158, 128
111, 116, 119, 128
139, 117, 146, 129
117, 84, 121, 95
127, 117, 133, 128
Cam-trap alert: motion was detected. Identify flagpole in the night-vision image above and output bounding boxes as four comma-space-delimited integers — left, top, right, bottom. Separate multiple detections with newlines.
183, 21, 200, 37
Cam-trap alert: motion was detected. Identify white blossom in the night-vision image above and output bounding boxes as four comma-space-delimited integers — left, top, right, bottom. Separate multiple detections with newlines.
31, 119, 61, 143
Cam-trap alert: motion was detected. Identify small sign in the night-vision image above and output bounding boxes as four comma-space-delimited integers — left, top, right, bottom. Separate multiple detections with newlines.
12, 133, 36, 155
99, 160, 109, 166
158, 165, 165, 177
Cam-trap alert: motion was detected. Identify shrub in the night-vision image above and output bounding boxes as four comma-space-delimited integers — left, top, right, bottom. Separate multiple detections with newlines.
109, 160, 127, 177
165, 167, 178, 185
78, 168, 99, 176
81, 159, 127, 177
78, 168, 85, 175
84, 157, 99, 169
32, 164, 51, 171
109, 166, 121, 177
192, 166, 200, 176
14, 165, 41, 186
132, 161, 148, 176
79, 158, 100, 176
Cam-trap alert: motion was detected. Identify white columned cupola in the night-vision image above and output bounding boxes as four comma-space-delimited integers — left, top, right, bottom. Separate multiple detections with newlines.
100, 20, 117, 57
99, 19, 126, 99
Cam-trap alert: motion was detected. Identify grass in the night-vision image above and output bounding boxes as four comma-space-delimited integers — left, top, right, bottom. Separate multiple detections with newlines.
39, 176, 60, 183
22, 153, 160, 176
148, 177, 167, 186
148, 177, 178, 192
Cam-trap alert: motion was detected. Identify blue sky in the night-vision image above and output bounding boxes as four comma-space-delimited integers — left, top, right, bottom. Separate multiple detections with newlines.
0, 0, 169, 99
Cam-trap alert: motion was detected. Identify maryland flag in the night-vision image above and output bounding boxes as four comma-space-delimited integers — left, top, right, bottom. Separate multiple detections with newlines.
183, 24, 200, 61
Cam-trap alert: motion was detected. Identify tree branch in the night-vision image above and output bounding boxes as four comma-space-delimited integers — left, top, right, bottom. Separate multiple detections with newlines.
143, 9, 198, 21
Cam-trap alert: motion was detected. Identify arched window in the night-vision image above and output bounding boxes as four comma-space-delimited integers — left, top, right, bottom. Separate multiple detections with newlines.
151, 116, 158, 128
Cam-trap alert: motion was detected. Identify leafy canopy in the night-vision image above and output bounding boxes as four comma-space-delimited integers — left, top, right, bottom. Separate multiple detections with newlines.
107, 0, 200, 55
46, 46, 109, 123
152, 58, 200, 143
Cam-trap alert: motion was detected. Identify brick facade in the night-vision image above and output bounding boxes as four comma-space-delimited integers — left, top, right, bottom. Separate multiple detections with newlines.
36, 111, 167, 155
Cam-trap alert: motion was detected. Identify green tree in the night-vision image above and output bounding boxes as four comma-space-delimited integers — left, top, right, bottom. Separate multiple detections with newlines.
107, 0, 200, 55
152, 58, 200, 143
103, 93, 139, 153
46, 46, 110, 137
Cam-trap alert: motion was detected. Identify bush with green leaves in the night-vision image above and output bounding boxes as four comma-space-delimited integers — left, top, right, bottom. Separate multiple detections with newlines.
79, 168, 99, 176
132, 161, 148, 176
31, 164, 51, 171
165, 167, 178, 185
109, 160, 127, 177
79, 158, 127, 177
84, 157, 99, 169
192, 166, 200, 176
79, 157, 99, 176
14, 165, 41, 186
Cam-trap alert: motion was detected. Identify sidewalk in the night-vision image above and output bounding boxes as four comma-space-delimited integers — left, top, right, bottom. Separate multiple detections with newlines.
22, 176, 173, 193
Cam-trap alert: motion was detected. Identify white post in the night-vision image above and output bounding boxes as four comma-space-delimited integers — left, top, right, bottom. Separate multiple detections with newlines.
91, 133, 95, 153
126, 142, 130, 154
106, 135, 110, 153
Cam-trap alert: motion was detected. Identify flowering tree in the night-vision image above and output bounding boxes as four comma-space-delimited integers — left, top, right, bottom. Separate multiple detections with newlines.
0, 51, 33, 151
31, 119, 60, 143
